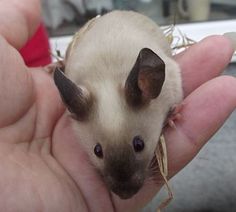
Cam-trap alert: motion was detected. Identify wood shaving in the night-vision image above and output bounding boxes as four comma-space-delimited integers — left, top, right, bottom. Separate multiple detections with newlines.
163, 25, 196, 55
155, 134, 173, 212
50, 49, 63, 62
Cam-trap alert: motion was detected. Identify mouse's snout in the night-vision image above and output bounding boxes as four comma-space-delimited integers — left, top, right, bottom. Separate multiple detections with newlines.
104, 144, 146, 199
106, 176, 143, 199
105, 170, 144, 199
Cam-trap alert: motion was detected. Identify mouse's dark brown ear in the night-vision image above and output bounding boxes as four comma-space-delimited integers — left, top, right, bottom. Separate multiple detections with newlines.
54, 67, 92, 121
125, 48, 165, 108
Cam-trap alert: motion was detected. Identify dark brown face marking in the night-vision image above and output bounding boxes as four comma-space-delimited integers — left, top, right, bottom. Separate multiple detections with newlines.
125, 48, 165, 108
54, 67, 92, 121
104, 144, 146, 199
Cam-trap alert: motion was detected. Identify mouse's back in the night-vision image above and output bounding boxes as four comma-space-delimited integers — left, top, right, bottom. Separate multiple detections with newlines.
65, 10, 172, 81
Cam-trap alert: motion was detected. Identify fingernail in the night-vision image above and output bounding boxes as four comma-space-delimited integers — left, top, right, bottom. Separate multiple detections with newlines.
223, 32, 236, 51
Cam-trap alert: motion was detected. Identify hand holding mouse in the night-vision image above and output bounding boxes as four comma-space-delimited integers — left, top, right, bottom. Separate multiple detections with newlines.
0, 1, 236, 211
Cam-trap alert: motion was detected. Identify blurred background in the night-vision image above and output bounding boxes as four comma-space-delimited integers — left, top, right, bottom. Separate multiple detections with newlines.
41, 1, 236, 211
41, 0, 236, 36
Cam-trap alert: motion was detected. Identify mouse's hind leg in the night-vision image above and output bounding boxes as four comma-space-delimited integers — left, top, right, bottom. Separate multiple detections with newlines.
164, 102, 184, 129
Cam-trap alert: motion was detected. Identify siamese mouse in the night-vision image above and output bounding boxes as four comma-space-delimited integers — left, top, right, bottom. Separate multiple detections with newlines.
54, 10, 183, 199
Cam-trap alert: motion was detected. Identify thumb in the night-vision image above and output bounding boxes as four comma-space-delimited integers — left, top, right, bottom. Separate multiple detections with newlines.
0, 0, 41, 49
0, 36, 34, 127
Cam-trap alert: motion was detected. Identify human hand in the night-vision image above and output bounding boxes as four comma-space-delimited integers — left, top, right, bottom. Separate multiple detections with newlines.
111, 35, 236, 211
1, 1, 236, 211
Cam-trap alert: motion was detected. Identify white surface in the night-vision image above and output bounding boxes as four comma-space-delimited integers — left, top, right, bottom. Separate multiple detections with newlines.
212, 0, 236, 5
174, 19, 236, 42
50, 19, 236, 61
50, 36, 72, 58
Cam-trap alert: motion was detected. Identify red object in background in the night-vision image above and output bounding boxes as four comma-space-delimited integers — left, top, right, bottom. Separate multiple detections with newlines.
20, 23, 52, 67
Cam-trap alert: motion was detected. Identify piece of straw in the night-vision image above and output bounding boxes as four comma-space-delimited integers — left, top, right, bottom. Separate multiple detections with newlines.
155, 134, 173, 212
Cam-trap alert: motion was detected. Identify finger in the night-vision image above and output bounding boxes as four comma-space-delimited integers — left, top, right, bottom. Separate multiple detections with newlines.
0, 36, 34, 127
175, 35, 235, 97
0, 0, 41, 49
165, 75, 236, 176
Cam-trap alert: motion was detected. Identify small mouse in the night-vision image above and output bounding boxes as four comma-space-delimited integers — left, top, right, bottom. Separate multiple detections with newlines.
54, 10, 183, 199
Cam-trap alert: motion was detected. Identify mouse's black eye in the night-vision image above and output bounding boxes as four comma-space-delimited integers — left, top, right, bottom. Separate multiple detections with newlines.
94, 143, 103, 158
133, 136, 145, 152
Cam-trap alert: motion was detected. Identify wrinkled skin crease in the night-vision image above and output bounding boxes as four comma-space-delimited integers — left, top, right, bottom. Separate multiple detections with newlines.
1, 28, 236, 212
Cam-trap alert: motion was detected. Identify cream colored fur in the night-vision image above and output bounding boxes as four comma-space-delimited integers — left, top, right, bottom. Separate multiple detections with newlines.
64, 11, 183, 170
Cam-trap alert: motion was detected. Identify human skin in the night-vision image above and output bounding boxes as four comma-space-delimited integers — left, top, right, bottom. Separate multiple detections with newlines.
0, 0, 236, 211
